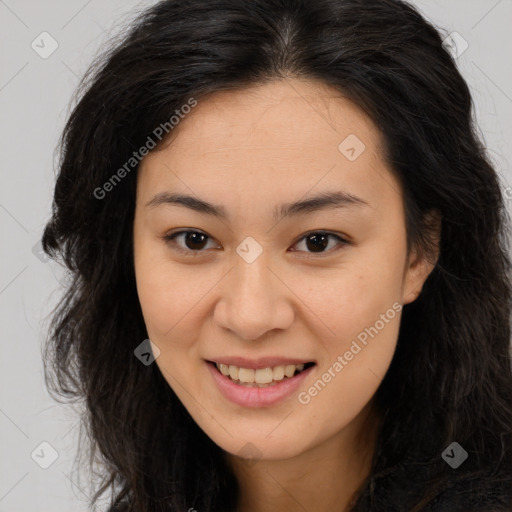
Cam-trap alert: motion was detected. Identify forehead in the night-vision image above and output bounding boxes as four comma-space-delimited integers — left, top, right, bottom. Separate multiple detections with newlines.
166, 79, 379, 153
137, 79, 402, 214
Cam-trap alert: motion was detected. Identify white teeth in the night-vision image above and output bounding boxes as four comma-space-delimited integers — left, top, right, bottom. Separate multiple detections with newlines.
273, 365, 285, 380
228, 365, 239, 380
238, 368, 255, 383
215, 362, 310, 385
284, 365, 296, 378
255, 367, 273, 384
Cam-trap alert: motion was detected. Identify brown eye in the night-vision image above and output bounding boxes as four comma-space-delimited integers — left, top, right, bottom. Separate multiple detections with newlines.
304, 233, 330, 253
178, 231, 208, 250
162, 229, 349, 257
291, 231, 349, 256
163, 230, 218, 255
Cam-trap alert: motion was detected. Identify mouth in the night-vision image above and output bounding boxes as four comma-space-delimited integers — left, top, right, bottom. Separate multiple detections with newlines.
208, 361, 316, 388
206, 359, 316, 407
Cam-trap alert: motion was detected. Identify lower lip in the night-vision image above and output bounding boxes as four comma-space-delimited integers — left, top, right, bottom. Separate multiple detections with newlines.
206, 362, 315, 408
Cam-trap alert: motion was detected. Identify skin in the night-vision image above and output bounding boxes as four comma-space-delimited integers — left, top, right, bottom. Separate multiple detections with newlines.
133, 78, 439, 512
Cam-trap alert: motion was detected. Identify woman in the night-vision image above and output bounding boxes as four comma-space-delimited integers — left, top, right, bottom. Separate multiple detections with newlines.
41, 0, 512, 510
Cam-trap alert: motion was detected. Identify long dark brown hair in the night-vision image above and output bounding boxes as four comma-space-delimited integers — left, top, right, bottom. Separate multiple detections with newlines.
41, 0, 512, 510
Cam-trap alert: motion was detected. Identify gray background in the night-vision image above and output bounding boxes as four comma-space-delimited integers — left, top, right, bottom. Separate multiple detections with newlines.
1, 1, 511, 511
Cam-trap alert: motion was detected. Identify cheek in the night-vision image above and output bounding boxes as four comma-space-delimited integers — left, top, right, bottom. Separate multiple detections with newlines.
136, 271, 206, 353
133, 244, 220, 366
308, 256, 404, 346
133, 230, 197, 330
135, 261, 174, 335
134, 252, 203, 385
134, 234, 186, 339
302, 291, 401, 436
300, 245, 404, 412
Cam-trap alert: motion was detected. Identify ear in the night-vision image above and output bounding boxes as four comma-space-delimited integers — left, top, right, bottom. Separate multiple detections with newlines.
402, 209, 441, 305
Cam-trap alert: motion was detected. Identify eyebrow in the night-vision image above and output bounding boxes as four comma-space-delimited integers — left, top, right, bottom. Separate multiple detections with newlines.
145, 190, 370, 222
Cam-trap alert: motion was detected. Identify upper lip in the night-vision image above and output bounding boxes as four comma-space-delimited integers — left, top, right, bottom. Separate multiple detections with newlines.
207, 356, 315, 369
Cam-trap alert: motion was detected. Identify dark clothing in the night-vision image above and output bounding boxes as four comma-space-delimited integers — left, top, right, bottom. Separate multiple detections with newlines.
106, 482, 512, 512
106, 468, 512, 512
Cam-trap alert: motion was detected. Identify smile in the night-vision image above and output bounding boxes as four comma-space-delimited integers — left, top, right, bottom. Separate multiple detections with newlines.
206, 360, 316, 408
214, 362, 314, 387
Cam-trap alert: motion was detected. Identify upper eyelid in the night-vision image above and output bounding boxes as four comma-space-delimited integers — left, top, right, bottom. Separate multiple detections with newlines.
164, 229, 349, 253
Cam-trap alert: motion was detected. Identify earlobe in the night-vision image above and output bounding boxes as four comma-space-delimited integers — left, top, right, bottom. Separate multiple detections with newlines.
402, 253, 436, 305
403, 283, 422, 305
402, 209, 442, 305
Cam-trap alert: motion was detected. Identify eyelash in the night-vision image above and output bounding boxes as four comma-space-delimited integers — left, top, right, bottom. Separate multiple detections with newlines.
161, 229, 350, 258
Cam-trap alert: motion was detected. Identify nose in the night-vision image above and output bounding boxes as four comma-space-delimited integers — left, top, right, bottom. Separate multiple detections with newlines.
213, 255, 295, 341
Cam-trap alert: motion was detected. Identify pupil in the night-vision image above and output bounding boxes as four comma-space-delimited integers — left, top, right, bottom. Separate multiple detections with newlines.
186, 232, 207, 250
306, 233, 328, 252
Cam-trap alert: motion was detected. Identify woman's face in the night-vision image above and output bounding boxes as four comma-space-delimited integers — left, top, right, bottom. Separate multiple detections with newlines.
133, 79, 435, 461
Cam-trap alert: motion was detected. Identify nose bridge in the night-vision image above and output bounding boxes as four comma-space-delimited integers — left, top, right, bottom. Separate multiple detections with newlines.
236, 253, 274, 310
214, 251, 294, 340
